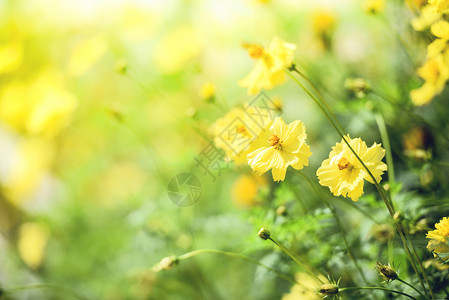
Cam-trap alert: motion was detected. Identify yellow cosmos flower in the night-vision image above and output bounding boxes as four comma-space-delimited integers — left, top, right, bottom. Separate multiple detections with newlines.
426, 217, 449, 257
429, 0, 449, 12
316, 135, 387, 201
411, 5, 441, 31
247, 117, 311, 182
210, 107, 273, 164
282, 273, 327, 300
364, 0, 386, 14
239, 37, 296, 95
410, 54, 449, 105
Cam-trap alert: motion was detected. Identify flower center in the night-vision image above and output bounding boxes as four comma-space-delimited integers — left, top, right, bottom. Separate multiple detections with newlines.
244, 44, 265, 59
236, 125, 246, 133
269, 134, 282, 149
337, 157, 351, 170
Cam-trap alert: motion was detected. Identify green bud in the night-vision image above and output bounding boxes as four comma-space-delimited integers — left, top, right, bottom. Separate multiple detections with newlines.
258, 227, 271, 240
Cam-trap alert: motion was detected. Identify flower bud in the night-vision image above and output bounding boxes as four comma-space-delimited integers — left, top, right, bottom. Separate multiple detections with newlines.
317, 283, 339, 296
152, 256, 178, 272
258, 227, 271, 240
115, 58, 127, 74
344, 78, 370, 98
276, 205, 287, 216
376, 262, 398, 282
393, 211, 402, 222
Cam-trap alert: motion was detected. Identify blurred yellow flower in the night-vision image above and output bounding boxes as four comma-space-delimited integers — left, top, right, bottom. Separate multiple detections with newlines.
316, 135, 387, 201
282, 273, 325, 300
431, 20, 449, 39
247, 117, 311, 182
410, 54, 449, 105
3, 138, 54, 205
414, 0, 430, 9
411, 5, 441, 31
199, 82, 215, 101
18, 222, 50, 270
153, 26, 201, 74
231, 174, 266, 207
68, 35, 108, 76
364, 0, 386, 14
312, 10, 336, 36
239, 37, 296, 95
429, 0, 449, 12
426, 217, 449, 257
0, 73, 78, 137
0, 39, 23, 74
210, 107, 273, 164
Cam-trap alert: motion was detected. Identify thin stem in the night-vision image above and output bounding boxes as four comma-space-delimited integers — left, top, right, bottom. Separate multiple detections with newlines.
375, 113, 395, 187
295, 171, 369, 285
267, 237, 325, 284
339, 286, 418, 300
287, 68, 431, 296
371, 91, 449, 143
3, 284, 89, 300
397, 277, 427, 299
291, 67, 344, 133
177, 249, 298, 285
404, 230, 435, 300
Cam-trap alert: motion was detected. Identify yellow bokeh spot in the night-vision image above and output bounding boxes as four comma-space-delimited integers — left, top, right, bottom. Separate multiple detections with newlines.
153, 26, 202, 74
231, 174, 265, 207
18, 222, 50, 270
68, 35, 108, 76
0, 39, 23, 74
3, 138, 54, 205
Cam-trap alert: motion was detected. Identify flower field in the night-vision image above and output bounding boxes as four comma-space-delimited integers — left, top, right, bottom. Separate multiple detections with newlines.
0, 0, 449, 299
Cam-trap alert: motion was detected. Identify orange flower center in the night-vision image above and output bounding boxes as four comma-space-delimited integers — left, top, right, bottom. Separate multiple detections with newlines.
244, 44, 265, 59
236, 125, 246, 133
269, 134, 282, 149
337, 157, 351, 170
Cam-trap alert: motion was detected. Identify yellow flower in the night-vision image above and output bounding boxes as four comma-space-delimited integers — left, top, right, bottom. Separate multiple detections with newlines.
282, 273, 326, 300
199, 82, 215, 101
231, 174, 266, 207
312, 10, 336, 36
429, 0, 449, 12
411, 5, 441, 31
316, 135, 387, 201
18, 222, 50, 270
210, 107, 273, 164
410, 54, 449, 105
364, 0, 386, 14
431, 20, 449, 39
426, 217, 449, 256
247, 117, 311, 182
239, 37, 296, 95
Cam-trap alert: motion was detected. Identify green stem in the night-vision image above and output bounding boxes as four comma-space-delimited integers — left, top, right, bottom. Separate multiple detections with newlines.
287, 68, 430, 297
371, 91, 449, 143
374, 112, 397, 215
397, 277, 427, 299
295, 171, 369, 285
267, 237, 324, 284
291, 67, 344, 132
339, 286, 418, 300
177, 249, 298, 285
404, 230, 435, 300
3, 284, 88, 300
